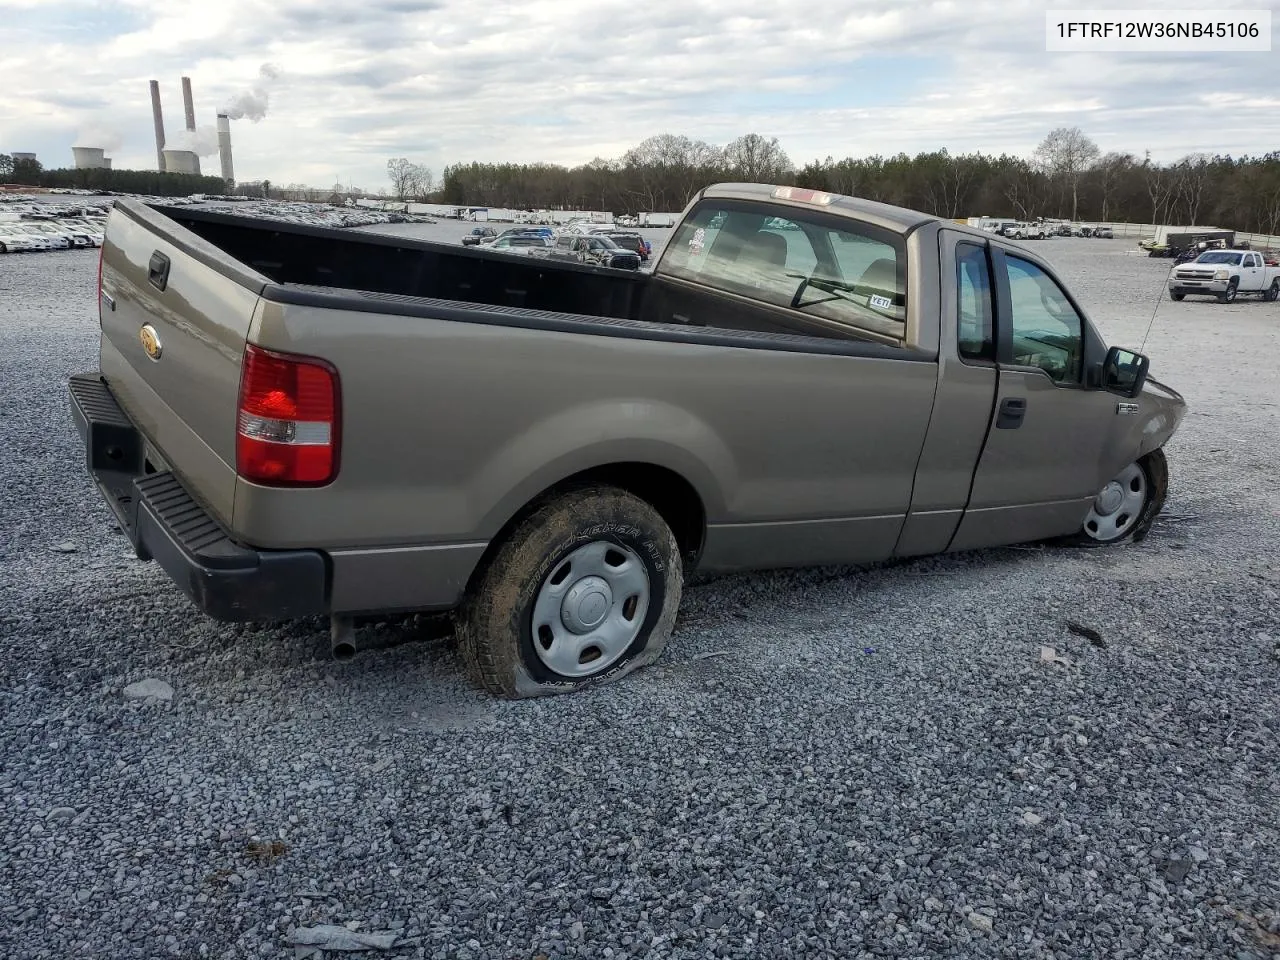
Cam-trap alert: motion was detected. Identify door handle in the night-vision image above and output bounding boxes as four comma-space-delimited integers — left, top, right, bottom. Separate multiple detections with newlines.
148, 251, 171, 292
996, 397, 1026, 429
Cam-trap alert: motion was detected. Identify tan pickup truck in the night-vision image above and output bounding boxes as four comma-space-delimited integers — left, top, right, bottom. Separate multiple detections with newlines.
69, 183, 1186, 698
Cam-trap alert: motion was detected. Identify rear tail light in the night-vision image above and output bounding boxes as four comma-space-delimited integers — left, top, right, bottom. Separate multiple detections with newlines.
236, 344, 341, 486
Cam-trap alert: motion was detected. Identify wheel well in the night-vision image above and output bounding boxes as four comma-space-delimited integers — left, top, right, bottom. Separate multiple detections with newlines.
466, 463, 707, 595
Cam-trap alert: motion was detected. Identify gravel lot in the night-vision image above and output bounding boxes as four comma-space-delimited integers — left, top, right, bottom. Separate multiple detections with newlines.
1, 235, 1279, 960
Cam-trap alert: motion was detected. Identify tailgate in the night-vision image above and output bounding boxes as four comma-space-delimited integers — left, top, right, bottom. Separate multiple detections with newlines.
97, 199, 271, 529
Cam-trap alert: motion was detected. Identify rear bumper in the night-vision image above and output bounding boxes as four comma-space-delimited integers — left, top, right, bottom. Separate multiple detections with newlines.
68, 372, 330, 622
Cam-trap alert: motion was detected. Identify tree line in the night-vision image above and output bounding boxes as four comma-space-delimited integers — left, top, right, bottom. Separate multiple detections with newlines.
0, 155, 229, 197
408, 129, 1280, 235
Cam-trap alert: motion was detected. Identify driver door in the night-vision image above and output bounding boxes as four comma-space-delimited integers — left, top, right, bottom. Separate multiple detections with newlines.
949, 247, 1122, 551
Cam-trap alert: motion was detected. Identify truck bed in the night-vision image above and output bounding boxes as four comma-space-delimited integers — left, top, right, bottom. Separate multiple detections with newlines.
153, 204, 648, 321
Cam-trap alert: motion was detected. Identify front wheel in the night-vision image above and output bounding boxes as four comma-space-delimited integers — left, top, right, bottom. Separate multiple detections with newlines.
1219, 279, 1238, 303
1170, 290, 1185, 301
456, 484, 683, 698
1061, 449, 1167, 547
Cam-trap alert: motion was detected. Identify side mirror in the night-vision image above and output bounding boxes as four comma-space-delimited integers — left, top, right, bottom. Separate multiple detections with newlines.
1101, 345, 1150, 398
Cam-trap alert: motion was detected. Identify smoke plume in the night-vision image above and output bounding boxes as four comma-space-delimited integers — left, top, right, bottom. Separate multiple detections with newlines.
73, 125, 124, 152
222, 63, 281, 122
167, 125, 221, 157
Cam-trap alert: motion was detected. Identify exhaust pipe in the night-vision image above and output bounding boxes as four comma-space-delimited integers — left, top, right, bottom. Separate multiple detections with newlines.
330, 615, 357, 661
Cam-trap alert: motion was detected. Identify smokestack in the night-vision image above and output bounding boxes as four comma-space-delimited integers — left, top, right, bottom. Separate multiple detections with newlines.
217, 113, 234, 184
181, 76, 196, 132
150, 80, 166, 171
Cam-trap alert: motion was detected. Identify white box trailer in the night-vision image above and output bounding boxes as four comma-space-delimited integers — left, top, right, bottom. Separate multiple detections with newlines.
639, 212, 679, 227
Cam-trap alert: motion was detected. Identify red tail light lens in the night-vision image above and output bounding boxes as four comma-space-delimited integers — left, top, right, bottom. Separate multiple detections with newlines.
236, 344, 340, 486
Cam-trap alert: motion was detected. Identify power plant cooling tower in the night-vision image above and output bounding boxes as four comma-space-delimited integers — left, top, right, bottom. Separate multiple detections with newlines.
162, 149, 200, 175
150, 80, 166, 171
72, 147, 107, 169
217, 113, 234, 184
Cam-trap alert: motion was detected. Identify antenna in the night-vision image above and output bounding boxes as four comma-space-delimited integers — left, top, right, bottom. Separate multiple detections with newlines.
1139, 258, 1170, 353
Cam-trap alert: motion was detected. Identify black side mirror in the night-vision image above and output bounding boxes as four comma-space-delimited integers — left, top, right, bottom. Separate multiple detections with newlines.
1101, 345, 1150, 398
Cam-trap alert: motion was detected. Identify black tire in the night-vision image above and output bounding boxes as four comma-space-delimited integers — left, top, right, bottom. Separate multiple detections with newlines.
1059, 448, 1167, 548
1264, 279, 1279, 302
456, 484, 683, 698
1219, 279, 1238, 303
1170, 290, 1185, 301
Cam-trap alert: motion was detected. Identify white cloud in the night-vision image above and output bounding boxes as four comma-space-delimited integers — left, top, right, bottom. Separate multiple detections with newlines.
2, 0, 1278, 191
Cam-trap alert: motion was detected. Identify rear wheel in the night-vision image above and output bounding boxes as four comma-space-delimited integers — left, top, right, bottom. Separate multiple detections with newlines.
1264, 279, 1279, 302
456, 485, 683, 698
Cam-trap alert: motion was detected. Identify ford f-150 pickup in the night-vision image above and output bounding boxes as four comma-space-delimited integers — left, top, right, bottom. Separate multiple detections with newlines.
68, 183, 1187, 698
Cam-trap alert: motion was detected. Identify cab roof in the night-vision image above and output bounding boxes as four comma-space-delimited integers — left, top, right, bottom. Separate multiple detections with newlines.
698, 182, 943, 235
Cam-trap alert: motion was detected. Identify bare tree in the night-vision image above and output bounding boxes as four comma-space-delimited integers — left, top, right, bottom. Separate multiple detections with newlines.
386, 158, 417, 200
1093, 152, 1134, 222
1173, 153, 1212, 224
407, 165, 434, 200
1143, 160, 1175, 225
1033, 127, 1100, 221
722, 133, 793, 183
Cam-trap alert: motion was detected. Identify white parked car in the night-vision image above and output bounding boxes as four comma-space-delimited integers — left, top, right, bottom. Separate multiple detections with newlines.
0, 228, 39, 253
1168, 249, 1280, 303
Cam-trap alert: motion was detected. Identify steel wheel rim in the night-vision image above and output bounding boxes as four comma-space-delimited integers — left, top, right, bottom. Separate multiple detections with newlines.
1083, 462, 1147, 542
530, 540, 650, 678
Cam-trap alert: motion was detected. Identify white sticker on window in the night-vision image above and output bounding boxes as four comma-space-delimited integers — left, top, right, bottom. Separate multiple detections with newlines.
869, 294, 893, 310
689, 227, 706, 254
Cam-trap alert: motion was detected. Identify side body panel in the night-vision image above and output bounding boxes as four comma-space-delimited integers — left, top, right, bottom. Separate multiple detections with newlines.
237, 297, 940, 607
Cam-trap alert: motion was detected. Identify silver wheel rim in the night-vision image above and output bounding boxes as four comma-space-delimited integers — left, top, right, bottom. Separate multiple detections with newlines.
530, 540, 650, 678
1083, 462, 1147, 542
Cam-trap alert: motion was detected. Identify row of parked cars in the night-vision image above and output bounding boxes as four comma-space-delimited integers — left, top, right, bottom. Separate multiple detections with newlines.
980, 219, 1114, 240
460, 221, 652, 270
0, 216, 106, 253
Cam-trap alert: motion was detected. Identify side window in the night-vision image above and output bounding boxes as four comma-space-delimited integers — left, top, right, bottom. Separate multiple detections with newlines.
956, 242, 993, 361
1003, 256, 1084, 384
660, 201, 908, 341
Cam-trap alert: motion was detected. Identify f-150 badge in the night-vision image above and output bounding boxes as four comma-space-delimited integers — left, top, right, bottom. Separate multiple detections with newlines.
1116, 401, 1139, 415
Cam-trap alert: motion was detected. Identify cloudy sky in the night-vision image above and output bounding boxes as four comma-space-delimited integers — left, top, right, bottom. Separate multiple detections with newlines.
3, 0, 1277, 192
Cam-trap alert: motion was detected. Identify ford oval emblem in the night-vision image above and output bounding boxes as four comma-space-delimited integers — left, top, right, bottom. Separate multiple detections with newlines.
139, 323, 162, 361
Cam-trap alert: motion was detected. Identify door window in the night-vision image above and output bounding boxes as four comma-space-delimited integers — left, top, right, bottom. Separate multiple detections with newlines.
1003, 255, 1084, 384
659, 200, 908, 341
956, 242, 994, 361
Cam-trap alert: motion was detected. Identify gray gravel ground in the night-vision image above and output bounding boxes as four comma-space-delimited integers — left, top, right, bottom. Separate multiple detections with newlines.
2, 236, 1279, 960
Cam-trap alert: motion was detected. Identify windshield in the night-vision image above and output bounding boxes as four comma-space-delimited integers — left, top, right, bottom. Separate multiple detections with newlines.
1195, 252, 1242, 265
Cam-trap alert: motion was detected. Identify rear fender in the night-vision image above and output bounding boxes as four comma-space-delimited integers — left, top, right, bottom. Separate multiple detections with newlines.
469, 400, 733, 539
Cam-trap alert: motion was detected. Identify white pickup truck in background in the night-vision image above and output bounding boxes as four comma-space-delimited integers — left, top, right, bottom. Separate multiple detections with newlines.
1168, 249, 1280, 303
